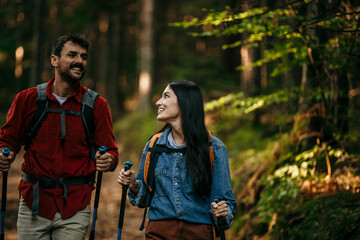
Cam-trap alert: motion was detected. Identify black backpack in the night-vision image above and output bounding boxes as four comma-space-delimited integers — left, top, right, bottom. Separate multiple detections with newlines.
25, 82, 99, 160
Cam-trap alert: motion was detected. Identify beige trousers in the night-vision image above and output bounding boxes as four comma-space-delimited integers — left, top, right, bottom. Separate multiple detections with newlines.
17, 197, 90, 240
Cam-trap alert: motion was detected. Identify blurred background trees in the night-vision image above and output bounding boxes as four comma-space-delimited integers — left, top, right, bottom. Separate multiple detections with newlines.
0, 0, 359, 239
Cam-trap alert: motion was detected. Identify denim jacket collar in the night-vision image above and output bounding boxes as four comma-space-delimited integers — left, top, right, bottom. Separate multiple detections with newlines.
156, 127, 172, 147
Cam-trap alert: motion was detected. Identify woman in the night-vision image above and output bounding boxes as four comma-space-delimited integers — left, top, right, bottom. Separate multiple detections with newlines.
118, 80, 237, 239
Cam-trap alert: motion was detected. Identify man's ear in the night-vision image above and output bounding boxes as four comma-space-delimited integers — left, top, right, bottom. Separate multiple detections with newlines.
51, 54, 59, 67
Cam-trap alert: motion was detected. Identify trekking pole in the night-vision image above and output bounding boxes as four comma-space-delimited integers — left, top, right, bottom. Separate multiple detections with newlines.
89, 146, 107, 240
117, 161, 133, 240
214, 196, 226, 240
1, 148, 10, 240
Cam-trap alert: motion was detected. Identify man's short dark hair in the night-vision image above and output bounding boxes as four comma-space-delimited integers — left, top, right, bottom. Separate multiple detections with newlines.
51, 34, 89, 57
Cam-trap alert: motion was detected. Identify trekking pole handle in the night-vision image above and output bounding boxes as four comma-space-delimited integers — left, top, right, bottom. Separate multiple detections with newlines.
213, 196, 226, 240
122, 161, 133, 191
213, 196, 225, 222
1, 148, 10, 157
124, 161, 133, 172
214, 196, 224, 221
99, 146, 107, 155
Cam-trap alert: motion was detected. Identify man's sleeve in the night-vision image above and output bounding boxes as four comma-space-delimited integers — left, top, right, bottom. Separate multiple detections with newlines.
93, 97, 119, 170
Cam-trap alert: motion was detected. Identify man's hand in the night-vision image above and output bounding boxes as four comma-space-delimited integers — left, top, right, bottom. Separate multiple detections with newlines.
95, 151, 115, 172
0, 148, 15, 172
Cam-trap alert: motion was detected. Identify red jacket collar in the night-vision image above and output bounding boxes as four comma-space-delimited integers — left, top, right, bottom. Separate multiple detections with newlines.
45, 77, 86, 103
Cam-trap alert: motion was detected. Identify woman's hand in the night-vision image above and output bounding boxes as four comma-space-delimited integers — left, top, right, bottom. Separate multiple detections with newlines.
211, 200, 228, 219
117, 168, 138, 193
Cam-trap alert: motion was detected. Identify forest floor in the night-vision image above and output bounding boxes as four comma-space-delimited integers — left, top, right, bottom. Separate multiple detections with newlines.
1, 150, 145, 240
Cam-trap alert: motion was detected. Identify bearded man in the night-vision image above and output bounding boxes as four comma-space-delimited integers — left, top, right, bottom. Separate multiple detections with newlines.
0, 34, 118, 240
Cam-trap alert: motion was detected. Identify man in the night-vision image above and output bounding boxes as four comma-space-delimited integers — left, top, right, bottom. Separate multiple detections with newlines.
0, 34, 118, 239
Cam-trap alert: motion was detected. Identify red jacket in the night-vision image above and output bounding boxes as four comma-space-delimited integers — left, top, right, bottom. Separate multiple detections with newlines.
0, 78, 118, 219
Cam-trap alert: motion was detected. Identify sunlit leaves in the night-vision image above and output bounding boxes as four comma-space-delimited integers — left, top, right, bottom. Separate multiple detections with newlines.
171, 1, 357, 85
205, 88, 301, 115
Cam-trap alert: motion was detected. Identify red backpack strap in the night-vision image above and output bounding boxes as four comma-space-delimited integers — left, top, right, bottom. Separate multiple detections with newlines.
144, 132, 163, 188
208, 131, 214, 176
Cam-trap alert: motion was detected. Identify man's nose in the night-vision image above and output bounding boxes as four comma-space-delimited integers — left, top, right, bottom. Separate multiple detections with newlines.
74, 54, 84, 63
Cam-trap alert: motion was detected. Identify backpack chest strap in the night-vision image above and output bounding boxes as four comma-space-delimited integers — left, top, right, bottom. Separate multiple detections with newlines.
151, 145, 186, 155
46, 107, 81, 139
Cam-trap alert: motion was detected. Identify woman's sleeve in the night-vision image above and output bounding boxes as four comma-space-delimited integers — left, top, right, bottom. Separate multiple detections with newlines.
128, 141, 150, 207
210, 139, 238, 229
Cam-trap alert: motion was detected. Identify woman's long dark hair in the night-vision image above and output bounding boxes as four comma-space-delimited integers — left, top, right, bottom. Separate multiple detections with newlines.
159, 80, 211, 197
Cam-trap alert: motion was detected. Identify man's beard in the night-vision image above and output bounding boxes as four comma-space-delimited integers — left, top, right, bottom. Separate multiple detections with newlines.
58, 63, 85, 83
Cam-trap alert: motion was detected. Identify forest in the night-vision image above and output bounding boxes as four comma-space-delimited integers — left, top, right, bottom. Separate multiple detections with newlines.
0, 0, 359, 239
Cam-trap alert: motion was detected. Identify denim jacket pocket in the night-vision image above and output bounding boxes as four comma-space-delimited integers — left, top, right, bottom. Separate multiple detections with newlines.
154, 166, 168, 197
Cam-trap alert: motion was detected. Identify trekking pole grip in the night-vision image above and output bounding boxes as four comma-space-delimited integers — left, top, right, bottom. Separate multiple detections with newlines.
122, 161, 133, 190
99, 146, 107, 155
1, 148, 10, 157
1, 148, 10, 240
214, 196, 226, 240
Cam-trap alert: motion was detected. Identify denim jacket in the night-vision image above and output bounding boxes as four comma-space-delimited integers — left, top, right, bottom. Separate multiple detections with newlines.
128, 128, 237, 228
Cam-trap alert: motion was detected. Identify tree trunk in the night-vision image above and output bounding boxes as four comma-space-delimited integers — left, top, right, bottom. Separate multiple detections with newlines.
107, 3, 122, 117
240, 35, 255, 97
29, 0, 42, 88
297, 1, 323, 151
138, 0, 154, 112
259, 0, 267, 89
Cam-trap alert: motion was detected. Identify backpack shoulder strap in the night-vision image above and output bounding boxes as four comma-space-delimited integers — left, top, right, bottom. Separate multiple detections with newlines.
208, 131, 214, 175
26, 83, 49, 149
37, 82, 48, 101
139, 131, 163, 231
144, 132, 163, 188
81, 88, 99, 160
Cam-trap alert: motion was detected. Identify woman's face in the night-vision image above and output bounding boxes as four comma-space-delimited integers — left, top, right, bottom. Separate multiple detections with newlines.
156, 85, 181, 124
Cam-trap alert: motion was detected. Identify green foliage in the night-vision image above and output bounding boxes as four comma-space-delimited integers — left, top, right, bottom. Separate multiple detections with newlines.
205, 87, 303, 115
253, 136, 360, 236
172, 0, 360, 105
273, 192, 360, 239
257, 175, 300, 223
171, 5, 310, 78
168, 54, 238, 97
113, 111, 162, 162
171, 1, 360, 239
